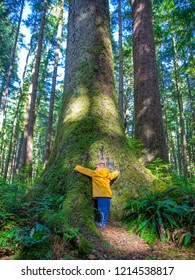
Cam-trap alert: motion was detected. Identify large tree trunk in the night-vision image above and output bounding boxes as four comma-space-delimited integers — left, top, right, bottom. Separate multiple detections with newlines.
40, 0, 153, 253
132, 0, 168, 164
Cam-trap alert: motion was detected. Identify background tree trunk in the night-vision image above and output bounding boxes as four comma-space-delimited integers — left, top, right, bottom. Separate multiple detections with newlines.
0, 0, 25, 132
172, 37, 188, 178
118, 0, 124, 125
21, 0, 48, 178
132, 0, 168, 164
44, 0, 64, 166
40, 0, 153, 250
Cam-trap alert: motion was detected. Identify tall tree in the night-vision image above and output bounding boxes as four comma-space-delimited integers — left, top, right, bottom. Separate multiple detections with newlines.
0, 0, 25, 132
44, 0, 64, 166
132, 0, 168, 164
3, 26, 34, 181
21, 0, 48, 178
118, 0, 124, 125
38, 0, 153, 253
172, 37, 188, 178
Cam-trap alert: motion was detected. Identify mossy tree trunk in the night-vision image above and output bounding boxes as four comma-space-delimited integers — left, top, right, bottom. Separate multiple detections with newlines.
41, 0, 153, 247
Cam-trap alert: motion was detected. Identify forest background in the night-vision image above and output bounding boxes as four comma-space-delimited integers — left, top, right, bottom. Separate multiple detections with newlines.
0, 0, 194, 260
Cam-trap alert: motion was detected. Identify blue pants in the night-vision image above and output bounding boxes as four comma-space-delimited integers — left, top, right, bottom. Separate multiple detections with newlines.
97, 197, 111, 227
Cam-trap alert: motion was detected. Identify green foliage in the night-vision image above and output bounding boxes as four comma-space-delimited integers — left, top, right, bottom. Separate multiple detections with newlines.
127, 138, 143, 157
0, 175, 79, 259
0, 218, 19, 253
15, 222, 51, 247
122, 184, 195, 246
146, 158, 171, 180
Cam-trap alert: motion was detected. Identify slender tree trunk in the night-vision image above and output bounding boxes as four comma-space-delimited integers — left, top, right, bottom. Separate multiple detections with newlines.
9, 125, 20, 182
0, 0, 25, 132
0, 79, 6, 107
172, 38, 188, 178
14, 132, 24, 175
124, 78, 131, 136
0, 129, 6, 173
132, 0, 168, 164
176, 126, 182, 176
34, 46, 52, 122
170, 133, 178, 171
35, 0, 153, 255
3, 40, 33, 180
4, 110, 18, 180
118, 0, 124, 125
186, 75, 195, 130
44, 1, 64, 166
186, 74, 195, 163
21, 0, 48, 178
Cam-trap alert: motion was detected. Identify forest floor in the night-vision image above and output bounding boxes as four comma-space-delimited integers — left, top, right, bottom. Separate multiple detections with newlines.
1, 221, 195, 260
87, 221, 195, 260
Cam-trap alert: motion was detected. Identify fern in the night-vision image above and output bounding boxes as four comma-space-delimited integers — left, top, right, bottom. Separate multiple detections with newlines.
122, 185, 195, 245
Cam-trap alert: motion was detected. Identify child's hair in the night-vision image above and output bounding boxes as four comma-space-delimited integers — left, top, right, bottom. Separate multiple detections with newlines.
96, 162, 105, 168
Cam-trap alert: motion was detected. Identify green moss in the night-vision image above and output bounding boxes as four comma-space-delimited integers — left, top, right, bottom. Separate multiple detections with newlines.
29, 0, 156, 255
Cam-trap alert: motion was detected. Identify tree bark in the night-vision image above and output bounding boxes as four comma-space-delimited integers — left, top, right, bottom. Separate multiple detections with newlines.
21, 0, 48, 178
186, 74, 195, 164
44, 0, 64, 166
3, 33, 34, 180
132, 0, 168, 164
118, 0, 124, 125
38, 0, 153, 253
172, 37, 188, 178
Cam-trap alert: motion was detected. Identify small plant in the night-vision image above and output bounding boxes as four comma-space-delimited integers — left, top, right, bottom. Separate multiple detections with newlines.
146, 158, 171, 181
127, 138, 143, 157
15, 222, 51, 247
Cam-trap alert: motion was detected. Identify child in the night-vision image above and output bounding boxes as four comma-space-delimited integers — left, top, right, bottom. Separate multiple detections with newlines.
74, 162, 119, 228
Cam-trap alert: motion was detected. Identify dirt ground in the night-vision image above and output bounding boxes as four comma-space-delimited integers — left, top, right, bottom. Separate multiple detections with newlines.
1, 221, 194, 260
89, 221, 195, 260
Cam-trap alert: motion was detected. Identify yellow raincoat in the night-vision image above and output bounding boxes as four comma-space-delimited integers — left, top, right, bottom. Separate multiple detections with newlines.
74, 165, 119, 198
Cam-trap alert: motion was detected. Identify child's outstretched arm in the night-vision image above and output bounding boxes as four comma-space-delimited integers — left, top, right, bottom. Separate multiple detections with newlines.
108, 170, 120, 180
74, 165, 95, 177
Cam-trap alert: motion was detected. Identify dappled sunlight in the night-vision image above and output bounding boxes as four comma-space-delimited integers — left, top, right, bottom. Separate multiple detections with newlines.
77, 4, 95, 23
133, 2, 145, 32
143, 123, 154, 140
63, 95, 90, 122
98, 222, 151, 259
137, 97, 152, 118
91, 96, 124, 136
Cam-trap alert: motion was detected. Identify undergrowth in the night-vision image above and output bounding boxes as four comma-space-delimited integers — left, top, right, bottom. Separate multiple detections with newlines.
0, 176, 79, 260
122, 164, 195, 246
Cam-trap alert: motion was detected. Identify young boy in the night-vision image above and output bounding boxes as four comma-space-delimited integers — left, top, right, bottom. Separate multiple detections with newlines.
74, 162, 119, 228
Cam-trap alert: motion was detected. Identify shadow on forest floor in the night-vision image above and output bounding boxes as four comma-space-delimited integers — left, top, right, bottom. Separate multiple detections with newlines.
1, 221, 195, 260
87, 221, 195, 260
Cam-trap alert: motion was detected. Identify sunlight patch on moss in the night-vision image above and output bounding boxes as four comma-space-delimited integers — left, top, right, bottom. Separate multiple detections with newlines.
63, 95, 90, 123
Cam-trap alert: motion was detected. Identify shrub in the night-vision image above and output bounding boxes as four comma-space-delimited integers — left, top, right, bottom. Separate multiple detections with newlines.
0, 176, 79, 259
122, 186, 195, 245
